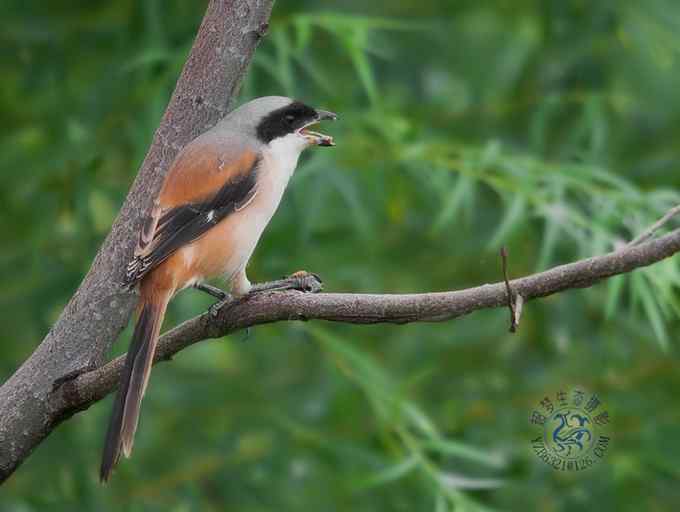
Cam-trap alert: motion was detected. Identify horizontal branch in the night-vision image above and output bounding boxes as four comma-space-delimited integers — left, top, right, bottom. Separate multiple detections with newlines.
49, 225, 680, 417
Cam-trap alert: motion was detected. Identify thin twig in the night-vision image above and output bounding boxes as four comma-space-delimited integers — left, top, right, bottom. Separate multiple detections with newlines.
500, 247, 518, 332
628, 205, 680, 247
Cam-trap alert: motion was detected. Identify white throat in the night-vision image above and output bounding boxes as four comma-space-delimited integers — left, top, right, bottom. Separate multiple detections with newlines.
266, 133, 307, 181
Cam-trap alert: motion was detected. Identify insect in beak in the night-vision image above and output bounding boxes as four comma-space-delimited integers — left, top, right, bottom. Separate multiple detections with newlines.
298, 109, 337, 146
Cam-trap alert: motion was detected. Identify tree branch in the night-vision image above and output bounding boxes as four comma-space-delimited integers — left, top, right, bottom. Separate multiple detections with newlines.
50, 224, 680, 420
0, 0, 274, 483
628, 205, 680, 246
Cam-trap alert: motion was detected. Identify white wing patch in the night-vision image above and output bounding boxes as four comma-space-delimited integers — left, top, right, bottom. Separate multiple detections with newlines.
235, 190, 258, 212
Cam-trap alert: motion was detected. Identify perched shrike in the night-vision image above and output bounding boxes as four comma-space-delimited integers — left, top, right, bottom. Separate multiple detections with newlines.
100, 96, 337, 481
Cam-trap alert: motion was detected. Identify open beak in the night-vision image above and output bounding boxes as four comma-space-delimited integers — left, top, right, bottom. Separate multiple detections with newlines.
299, 109, 337, 146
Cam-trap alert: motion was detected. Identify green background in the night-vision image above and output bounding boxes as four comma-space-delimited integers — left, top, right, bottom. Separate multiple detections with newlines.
3, 0, 680, 510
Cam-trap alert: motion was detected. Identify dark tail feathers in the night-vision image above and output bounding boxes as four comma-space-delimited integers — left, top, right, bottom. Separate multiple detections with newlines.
100, 294, 168, 482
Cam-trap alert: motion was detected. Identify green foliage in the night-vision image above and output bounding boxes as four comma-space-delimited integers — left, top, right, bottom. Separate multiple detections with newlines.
3, 1, 680, 510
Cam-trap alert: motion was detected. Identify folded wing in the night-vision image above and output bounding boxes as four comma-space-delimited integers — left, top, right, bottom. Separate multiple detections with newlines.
125, 140, 260, 288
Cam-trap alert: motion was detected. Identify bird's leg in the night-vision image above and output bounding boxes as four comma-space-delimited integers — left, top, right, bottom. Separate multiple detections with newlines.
194, 283, 234, 318
206, 272, 251, 318
194, 282, 228, 300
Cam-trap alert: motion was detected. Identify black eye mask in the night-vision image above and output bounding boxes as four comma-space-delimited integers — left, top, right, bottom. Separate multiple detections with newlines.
256, 101, 318, 143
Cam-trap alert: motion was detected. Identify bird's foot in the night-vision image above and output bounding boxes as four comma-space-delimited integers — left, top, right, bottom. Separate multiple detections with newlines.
194, 282, 232, 318
209, 295, 234, 318
249, 270, 323, 294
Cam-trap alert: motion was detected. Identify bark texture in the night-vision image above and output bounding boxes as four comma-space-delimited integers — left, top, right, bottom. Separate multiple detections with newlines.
0, 0, 274, 483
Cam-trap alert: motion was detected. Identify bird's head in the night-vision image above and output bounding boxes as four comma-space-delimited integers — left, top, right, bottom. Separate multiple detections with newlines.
226, 96, 337, 151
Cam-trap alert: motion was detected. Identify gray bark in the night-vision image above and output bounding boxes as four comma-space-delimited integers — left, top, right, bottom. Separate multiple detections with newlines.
0, 0, 274, 483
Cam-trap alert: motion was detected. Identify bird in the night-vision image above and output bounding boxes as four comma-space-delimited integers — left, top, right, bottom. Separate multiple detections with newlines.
100, 96, 337, 481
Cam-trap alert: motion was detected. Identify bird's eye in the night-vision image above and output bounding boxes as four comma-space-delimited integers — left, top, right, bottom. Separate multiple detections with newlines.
285, 114, 295, 124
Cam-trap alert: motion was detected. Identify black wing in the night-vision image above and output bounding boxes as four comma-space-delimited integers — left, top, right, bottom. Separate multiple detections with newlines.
124, 161, 259, 287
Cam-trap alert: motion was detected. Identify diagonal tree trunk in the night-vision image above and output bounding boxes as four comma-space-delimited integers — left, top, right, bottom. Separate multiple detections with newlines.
0, 0, 274, 483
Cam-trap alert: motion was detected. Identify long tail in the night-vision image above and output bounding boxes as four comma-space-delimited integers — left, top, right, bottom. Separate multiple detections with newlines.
100, 285, 171, 482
